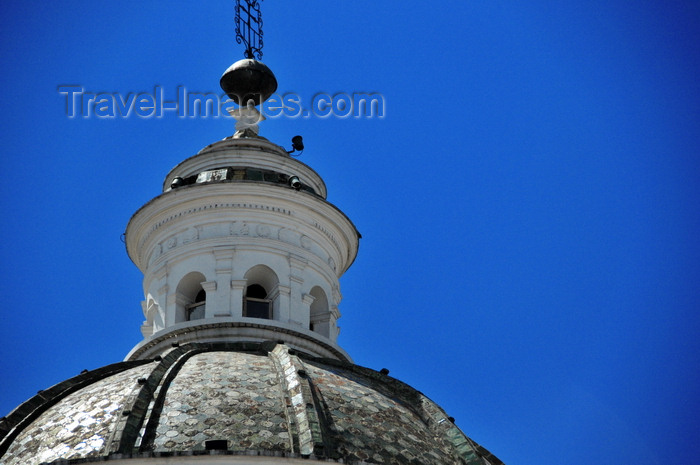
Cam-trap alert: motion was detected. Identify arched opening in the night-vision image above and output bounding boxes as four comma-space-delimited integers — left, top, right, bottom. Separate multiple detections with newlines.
175, 272, 207, 323
309, 286, 330, 337
188, 289, 206, 321
244, 284, 271, 319
243, 265, 279, 320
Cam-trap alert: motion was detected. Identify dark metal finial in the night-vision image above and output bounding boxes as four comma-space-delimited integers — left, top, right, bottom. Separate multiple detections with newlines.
235, 0, 264, 60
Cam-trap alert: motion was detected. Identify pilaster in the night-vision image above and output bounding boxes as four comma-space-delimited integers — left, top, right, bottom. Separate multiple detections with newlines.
273, 284, 292, 323
289, 254, 308, 326
302, 293, 315, 330
231, 279, 247, 318
212, 247, 235, 316
201, 281, 218, 318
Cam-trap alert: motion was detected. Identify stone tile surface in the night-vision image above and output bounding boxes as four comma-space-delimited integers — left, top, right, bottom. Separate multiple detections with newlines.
2, 348, 500, 465
151, 351, 290, 452
306, 362, 463, 464
3, 364, 153, 465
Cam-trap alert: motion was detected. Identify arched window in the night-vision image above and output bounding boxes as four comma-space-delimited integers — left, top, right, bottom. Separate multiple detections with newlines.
187, 289, 206, 321
244, 284, 271, 319
243, 265, 278, 320
175, 271, 207, 323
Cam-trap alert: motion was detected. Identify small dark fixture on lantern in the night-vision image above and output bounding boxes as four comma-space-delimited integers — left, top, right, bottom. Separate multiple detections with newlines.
288, 176, 301, 190
171, 176, 184, 189
287, 135, 304, 156
292, 135, 304, 151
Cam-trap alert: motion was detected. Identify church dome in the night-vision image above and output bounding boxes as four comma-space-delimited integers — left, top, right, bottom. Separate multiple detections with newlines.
0, 342, 502, 465
0, 3, 505, 463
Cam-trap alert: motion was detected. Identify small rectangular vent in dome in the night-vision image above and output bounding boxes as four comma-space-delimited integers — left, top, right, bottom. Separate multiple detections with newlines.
205, 439, 228, 451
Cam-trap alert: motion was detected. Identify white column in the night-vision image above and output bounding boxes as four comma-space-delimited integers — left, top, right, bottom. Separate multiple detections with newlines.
302, 293, 315, 331
330, 306, 341, 339
165, 293, 178, 326
231, 279, 247, 318
289, 254, 308, 326
201, 281, 218, 318
273, 285, 292, 323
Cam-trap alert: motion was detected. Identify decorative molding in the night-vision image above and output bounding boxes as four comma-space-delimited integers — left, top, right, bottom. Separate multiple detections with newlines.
332, 285, 342, 305
213, 247, 235, 259
182, 226, 199, 244
201, 281, 217, 292
213, 247, 235, 275
277, 227, 298, 245
256, 224, 271, 238
230, 221, 250, 236
288, 253, 308, 271
140, 322, 154, 338
165, 235, 177, 250
276, 284, 292, 297
125, 320, 351, 362
331, 306, 341, 320
140, 202, 293, 253
301, 293, 315, 306
151, 219, 335, 278
312, 220, 340, 251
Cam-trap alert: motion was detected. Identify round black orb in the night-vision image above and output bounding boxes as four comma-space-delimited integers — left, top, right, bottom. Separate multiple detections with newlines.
220, 59, 278, 106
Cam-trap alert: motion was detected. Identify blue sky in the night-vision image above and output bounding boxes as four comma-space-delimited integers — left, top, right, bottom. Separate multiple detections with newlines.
1, 1, 699, 464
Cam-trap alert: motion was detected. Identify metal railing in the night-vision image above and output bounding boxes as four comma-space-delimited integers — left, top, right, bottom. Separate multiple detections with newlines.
244, 297, 271, 319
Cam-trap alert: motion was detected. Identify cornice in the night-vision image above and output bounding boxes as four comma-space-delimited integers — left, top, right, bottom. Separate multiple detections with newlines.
124, 319, 352, 363
126, 183, 359, 275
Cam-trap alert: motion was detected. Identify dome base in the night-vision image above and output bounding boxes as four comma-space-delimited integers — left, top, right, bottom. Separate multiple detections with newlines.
125, 319, 352, 362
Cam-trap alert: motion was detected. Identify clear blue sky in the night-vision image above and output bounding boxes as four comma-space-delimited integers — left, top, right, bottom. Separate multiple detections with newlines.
1, 1, 699, 464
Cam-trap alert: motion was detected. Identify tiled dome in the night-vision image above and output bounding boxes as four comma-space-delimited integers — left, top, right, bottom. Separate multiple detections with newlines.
0, 342, 502, 465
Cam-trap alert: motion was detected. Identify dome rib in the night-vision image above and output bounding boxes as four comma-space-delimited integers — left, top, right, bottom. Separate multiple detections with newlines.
114, 344, 194, 454
117, 342, 272, 454
269, 344, 331, 457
